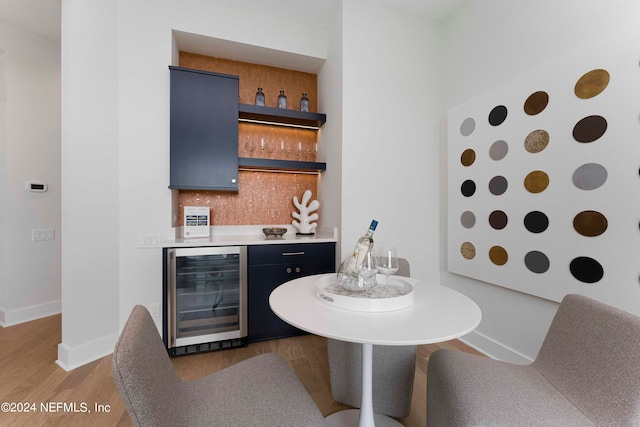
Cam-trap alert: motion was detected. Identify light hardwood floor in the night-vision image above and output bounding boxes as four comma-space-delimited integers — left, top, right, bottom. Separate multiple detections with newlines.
0, 314, 482, 426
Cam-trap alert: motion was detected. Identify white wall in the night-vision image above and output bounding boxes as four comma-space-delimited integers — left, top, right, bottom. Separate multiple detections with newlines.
59, 0, 331, 369
339, 0, 442, 281
0, 18, 61, 327
441, 0, 640, 362
59, 0, 446, 369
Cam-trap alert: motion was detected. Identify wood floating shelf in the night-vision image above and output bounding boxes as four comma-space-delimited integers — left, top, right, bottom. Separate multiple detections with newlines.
238, 104, 326, 129
239, 157, 326, 173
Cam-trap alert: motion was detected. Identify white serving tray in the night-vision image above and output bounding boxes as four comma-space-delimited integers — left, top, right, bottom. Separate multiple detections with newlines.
316, 274, 414, 312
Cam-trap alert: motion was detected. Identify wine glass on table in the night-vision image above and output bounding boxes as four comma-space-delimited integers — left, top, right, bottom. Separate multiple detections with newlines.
376, 247, 399, 295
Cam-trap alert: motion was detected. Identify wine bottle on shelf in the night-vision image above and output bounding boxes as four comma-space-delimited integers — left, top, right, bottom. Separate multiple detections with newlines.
255, 87, 265, 106
277, 90, 287, 109
345, 220, 378, 275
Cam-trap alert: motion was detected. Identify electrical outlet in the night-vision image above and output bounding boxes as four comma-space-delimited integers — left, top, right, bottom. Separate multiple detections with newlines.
32, 228, 55, 241
139, 234, 161, 248
149, 303, 160, 317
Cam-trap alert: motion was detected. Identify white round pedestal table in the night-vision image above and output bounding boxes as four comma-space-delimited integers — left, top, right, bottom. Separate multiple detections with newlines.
269, 273, 481, 427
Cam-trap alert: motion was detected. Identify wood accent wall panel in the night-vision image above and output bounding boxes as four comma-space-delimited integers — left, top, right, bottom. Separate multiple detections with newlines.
179, 52, 318, 111
177, 172, 318, 226
177, 52, 320, 226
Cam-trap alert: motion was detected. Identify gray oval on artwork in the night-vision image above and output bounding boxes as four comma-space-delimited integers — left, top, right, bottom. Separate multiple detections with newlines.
461, 211, 476, 228
572, 163, 608, 190
460, 118, 476, 136
489, 175, 508, 195
489, 140, 509, 160
525, 251, 550, 274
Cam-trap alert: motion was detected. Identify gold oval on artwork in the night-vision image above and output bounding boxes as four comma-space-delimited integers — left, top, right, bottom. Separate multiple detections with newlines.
460, 149, 476, 166
489, 246, 508, 266
461, 242, 476, 260
524, 170, 549, 193
573, 210, 608, 237
574, 69, 610, 99
524, 129, 549, 153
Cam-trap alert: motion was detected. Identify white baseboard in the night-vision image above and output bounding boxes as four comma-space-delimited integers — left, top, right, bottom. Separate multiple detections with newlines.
56, 333, 119, 372
458, 330, 533, 365
0, 300, 61, 327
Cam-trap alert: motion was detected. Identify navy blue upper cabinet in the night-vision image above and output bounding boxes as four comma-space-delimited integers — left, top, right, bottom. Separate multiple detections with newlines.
169, 66, 239, 191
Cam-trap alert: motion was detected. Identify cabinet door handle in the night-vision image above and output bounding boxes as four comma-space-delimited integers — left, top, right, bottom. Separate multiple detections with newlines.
295, 267, 301, 273
282, 252, 305, 256
286, 267, 292, 273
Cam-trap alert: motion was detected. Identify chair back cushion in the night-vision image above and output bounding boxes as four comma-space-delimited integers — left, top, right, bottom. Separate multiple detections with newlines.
533, 294, 640, 425
112, 305, 184, 426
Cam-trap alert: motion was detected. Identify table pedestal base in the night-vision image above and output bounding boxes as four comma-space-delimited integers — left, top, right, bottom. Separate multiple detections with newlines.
325, 409, 402, 427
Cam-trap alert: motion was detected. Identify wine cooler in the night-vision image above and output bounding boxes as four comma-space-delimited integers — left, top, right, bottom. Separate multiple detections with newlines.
164, 246, 247, 356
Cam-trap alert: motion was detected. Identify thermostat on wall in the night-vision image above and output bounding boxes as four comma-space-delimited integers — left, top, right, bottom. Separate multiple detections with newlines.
27, 182, 48, 192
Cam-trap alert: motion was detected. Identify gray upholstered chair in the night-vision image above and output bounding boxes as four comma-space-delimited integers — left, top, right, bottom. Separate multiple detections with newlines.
427, 294, 640, 426
112, 305, 326, 427
328, 258, 416, 418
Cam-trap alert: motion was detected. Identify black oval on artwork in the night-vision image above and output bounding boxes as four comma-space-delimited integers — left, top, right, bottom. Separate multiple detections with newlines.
461, 180, 476, 197
570, 257, 604, 283
572, 115, 607, 143
524, 211, 549, 233
489, 105, 508, 126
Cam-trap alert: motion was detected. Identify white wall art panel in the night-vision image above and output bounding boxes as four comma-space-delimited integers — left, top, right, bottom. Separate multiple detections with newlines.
447, 27, 640, 314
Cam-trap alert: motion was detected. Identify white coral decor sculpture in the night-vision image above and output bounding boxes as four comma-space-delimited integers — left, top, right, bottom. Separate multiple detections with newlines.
292, 190, 319, 234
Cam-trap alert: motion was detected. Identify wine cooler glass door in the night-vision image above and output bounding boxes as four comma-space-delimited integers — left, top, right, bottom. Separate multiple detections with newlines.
168, 246, 247, 348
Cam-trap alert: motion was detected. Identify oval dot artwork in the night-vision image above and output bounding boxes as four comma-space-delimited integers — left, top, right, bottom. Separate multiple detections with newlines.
488, 105, 508, 126
524, 170, 550, 193
448, 56, 635, 308
461, 149, 476, 166
488, 176, 508, 195
574, 69, 610, 99
460, 211, 476, 228
489, 246, 508, 266
572, 163, 608, 190
570, 257, 604, 283
524, 251, 550, 274
524, 211, 549, 233
489, 140, 509, 160
524, 129, 550, 153
524, 91, 549, 115
461, 242, 476, 259
573, 115, 608, 143
461, 180, 476, 197
573, 210, 608, 237
460, 118, 476, 136
489, 210, 508, 230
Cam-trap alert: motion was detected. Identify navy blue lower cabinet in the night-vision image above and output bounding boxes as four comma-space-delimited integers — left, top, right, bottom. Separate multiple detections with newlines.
247, 242, 335, 342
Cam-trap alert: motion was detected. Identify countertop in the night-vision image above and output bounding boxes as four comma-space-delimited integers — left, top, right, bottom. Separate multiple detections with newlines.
161, 225, 338, 248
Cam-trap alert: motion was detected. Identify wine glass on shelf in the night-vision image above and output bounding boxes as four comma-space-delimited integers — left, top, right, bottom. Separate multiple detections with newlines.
297, 141, 304, 161
305, 142, 313, 161
244, 137, 255, 158
376, 247, 399, 294
259, 137, 266, 157
267, 139, 275, 158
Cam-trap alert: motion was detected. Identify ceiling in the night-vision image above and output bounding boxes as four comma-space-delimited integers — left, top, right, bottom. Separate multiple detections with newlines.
0, 0, 61, 43
0, 0, 463, 45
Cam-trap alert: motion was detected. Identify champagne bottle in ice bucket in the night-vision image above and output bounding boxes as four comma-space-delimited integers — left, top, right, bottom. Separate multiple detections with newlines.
338, 220, 378, 290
